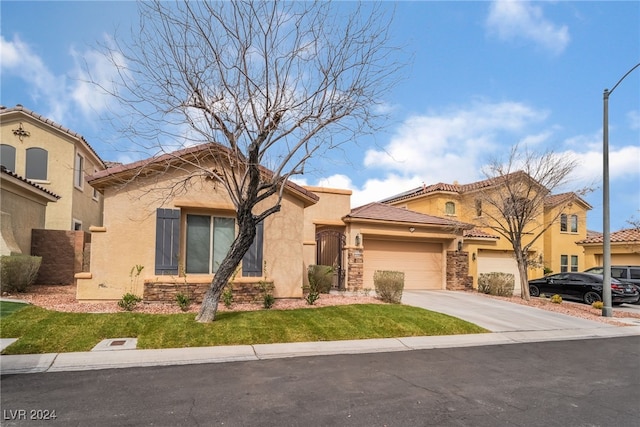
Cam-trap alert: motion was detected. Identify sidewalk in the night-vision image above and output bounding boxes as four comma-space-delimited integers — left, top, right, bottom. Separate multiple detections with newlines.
2, 291, 640, 375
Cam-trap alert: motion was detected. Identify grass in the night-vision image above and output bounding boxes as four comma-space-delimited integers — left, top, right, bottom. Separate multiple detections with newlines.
0, 300, 29, 319
0, 303, 488, 355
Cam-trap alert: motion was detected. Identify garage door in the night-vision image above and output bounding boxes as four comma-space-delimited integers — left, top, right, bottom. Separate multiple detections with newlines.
363, 239, 443, 290
477, 250, 521, 296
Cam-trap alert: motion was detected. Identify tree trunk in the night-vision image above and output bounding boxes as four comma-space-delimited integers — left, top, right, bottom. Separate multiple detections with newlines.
195, 207, 257, 323
514, 248, 530, 301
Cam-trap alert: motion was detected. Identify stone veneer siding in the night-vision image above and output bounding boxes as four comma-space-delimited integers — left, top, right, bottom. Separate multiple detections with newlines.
446, 251, 473, 290
143, 279, 273, 304
346, 247, 364, 291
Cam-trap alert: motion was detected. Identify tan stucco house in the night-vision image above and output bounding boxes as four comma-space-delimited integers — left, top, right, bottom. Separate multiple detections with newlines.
77, 143, 473, 302
0, 166, 60, 255
0, 105, 106, 231
381, 172, 592, 293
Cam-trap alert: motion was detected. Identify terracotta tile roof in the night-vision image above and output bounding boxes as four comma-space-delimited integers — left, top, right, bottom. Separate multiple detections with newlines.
544, 192, 592, 209
87, 142, 319, 204
380, 171, 541, 204
0, 166, 61, 199
463, 227, 500, 239
577, 228, 640, 244
0, 105, 106, 168
345, 202, 473, 229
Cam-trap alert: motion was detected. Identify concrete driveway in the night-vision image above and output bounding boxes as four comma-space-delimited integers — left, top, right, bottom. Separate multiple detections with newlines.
402, 290, 616, 332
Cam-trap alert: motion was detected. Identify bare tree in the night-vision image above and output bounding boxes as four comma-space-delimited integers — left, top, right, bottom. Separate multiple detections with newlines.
96, 1, 403, 321
475, 144, 590, 300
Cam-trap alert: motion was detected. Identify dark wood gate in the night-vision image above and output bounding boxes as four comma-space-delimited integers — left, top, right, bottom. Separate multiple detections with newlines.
315, 230, 346, 290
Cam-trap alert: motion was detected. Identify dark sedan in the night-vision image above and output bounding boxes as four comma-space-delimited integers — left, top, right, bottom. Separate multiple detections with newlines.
528, 272, 639, 305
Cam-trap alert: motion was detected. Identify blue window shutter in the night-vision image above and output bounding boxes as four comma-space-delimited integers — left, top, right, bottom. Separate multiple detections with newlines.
242, 221, 263, 277
155, 208, 180, 275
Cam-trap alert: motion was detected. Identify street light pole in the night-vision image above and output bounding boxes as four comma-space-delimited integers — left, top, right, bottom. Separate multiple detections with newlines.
601, 62, 640, 317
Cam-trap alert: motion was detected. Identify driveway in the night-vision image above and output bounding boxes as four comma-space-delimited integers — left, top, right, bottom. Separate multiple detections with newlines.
402, 290, 616, 332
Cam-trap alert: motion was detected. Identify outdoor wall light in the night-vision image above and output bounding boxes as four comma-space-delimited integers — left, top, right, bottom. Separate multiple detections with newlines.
457, 240, 463, 252
409, 227, 415, 233
355, 234, 361, 247
472, 252, 476, 261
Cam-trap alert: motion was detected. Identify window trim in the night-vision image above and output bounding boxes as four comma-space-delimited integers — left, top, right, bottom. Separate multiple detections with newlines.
570, 214, 578, 233
74, 152, 85, 190
570, 255, 578, 272
560, 254, 568, 273
445, 201, 456, 216
560, 214, 567, 232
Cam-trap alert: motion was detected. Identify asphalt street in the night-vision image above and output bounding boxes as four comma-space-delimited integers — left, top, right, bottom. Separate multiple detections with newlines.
2, 336, 639, 427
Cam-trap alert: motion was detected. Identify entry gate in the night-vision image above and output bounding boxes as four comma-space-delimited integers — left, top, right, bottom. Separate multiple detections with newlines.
315, 230, 346, 290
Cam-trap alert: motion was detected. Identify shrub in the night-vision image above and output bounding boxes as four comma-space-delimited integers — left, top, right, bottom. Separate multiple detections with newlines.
0, 255, 42, 293
175, 292, 191, 311
592, 301, 604, 310
305, 290, 320, 305
308, 265, 334, 294
550, 294, 562, 304
477, 272, 515, 297
374, 270, 405, 304
262, 294, 275, 309
118, 293, 142, 311
222, 286, 234, 308
257, 280, 275, 309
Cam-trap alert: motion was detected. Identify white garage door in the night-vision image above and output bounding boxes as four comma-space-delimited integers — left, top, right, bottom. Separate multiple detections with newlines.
477, 250, 521, 296
363, 239, 443, 290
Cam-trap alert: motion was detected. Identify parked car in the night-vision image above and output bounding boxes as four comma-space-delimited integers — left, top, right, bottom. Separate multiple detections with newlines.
528, 272, 639, 305
584, 265, 640, 305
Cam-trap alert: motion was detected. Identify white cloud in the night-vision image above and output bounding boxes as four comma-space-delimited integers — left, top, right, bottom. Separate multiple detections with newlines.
565, 145, 640, 187
0, 35, 69, 121
486, 0, 570, 55
363, 100, 547, 178
627, 110, 640, 130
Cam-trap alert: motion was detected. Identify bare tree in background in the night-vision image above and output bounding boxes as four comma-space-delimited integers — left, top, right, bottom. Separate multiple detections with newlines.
96, 1, 403, 321
475, 144, 590, 300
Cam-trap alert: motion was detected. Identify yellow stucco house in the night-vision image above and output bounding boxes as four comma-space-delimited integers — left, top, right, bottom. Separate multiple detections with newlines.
0, 105, 106, 232
78, 143, 473, 302
381, 172, 592, 294
577, 228, 640, 267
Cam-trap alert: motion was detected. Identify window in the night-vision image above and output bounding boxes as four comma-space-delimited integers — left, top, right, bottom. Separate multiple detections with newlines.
445, 201, 456, 215
630, 269, 640, 280
474, 199, 482, 217
560, 255, 568, 273
25, 147, 48, 180
73, 220, 83, 231
92, 168, 99, 200
570, 255, 578, 272
185, 214, 235, 274
560, 214, 567, 232
75, 153, 84, 189
570, 215, 578, 233
611, 268, 627, 280
0, 144, 16, 171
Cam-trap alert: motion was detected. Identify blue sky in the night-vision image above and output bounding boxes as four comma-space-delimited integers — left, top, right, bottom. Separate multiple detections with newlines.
2, 1, 639, 232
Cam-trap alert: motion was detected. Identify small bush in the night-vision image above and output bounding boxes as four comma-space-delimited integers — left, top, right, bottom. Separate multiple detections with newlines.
307, 265, 334, 294
118, 293, 142, 311
592, 301, 604, 310
222, 286, 233, 308
305, 291, 320, 305
0, 255, 42, 293
477, 272, 515, 297
175, 292, 191, 312
374, 270, 405, 304
263, 294, 275, 309
550, 294, 562, 304
257, 280, 275, 309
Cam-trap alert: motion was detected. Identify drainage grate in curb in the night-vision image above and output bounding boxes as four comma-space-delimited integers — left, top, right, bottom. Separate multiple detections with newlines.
91, 338, 138, 352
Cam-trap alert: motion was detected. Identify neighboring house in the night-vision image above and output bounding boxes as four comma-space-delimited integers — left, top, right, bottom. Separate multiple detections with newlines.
381, 172, 591, 294
577, 228, 640, 267
542, 192, 592, 274
0, 166, 60, 255
78, 143, 473, 302
0, 105, 106, 231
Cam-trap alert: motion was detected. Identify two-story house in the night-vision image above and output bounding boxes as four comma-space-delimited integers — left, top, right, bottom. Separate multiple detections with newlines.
0, 105, 106, 231
381, 172, 591, 294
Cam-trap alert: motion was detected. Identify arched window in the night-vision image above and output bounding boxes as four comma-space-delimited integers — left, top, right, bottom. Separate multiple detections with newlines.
25, 147, 48, 180
0, 144, 16, 171
445, 201, 456, 215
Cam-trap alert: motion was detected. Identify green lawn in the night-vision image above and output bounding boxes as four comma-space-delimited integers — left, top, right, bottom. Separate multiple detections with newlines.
0, 303, 488, 355
0, 300, 29, 319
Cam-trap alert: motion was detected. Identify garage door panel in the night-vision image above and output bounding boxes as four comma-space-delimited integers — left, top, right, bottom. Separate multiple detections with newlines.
363, 240, 442, 290
478, 250, 521, 296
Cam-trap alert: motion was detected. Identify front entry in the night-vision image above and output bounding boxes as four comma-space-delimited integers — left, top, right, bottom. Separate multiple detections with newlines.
315, 230, 346, 290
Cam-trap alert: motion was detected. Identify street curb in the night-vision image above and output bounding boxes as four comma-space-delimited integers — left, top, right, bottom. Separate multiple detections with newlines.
2, 326, 639, 375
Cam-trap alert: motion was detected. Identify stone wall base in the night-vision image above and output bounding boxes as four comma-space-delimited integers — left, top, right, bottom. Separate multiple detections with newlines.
143, 279, 274, 304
